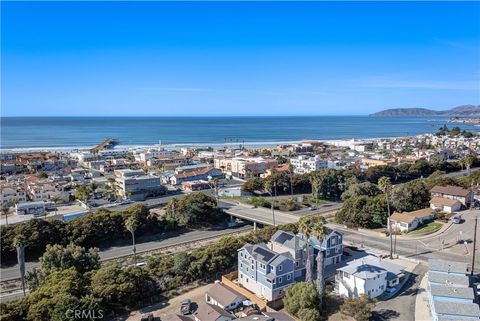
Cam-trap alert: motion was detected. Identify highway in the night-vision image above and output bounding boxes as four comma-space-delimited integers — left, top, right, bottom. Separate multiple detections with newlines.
0, 224, 252, 282
220, 200, 342, 226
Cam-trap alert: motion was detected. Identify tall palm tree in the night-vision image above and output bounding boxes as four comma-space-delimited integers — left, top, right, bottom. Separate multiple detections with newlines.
298, 216, 316, 283
125, 215, 139, 264
311, 220, 327, 309
1, 203, 11, 226
50, 195, 62, 216
14, 234, 26, 296
462, 155, 476, 176
378, 176, 393, 259
107, 176, 117, 200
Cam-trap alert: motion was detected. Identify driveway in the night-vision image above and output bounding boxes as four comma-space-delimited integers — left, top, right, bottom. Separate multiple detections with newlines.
372, 264, 428, 321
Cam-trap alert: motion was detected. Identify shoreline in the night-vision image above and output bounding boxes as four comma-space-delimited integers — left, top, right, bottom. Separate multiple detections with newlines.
0, 134, 435, 153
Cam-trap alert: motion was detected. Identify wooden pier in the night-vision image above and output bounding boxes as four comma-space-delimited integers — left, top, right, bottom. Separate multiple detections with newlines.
90, 137, 118, 154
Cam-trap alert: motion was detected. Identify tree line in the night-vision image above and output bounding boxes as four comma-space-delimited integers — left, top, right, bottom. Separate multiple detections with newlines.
1, 193, 225, 263
0, 224, 292, 321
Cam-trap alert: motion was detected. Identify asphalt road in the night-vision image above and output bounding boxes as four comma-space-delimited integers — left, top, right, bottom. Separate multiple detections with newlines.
373, 264, 428, 321
332, 209, 480, 268
0, 224, 252, 282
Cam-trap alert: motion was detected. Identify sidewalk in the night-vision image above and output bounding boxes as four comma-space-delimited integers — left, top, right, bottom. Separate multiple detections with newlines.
329, 221, 453, 241
414, 271, 431, 321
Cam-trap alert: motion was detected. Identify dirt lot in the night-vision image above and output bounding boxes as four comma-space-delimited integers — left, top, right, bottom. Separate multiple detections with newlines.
126, 284, 212, 321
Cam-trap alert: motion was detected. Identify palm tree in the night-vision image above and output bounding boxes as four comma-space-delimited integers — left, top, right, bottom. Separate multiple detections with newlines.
310, 172, 321, 207
311, 219, 327, 310
378, 176, 393, 259
288, 163, 294, 196
1, 203, 11, 226
50, 195, 62, 216
298, 216, 315, 283
462, 155, 476, 176
14, 234, 26, 296
125, 215, 139, 264
107, 176, 117, 200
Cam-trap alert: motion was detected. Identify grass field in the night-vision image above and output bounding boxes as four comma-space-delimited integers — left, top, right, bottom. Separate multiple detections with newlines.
407, 221, 443, 236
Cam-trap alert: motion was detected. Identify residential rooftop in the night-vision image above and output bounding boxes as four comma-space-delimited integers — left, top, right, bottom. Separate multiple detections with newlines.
429, 259, 469, 275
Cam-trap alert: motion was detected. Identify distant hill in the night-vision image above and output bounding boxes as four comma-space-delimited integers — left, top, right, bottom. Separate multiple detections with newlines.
370, 105, 480, 116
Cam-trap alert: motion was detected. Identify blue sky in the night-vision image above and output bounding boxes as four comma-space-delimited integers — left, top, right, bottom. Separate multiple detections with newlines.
1, 1, 479, 116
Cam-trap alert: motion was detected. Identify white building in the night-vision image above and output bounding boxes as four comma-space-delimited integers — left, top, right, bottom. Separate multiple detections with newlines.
114, 169, 166, 201
205, 282, 246, 311
214, 156, 278, 178
388, 208, 435, 233
290, 155, 327, 174
336, 255, 404, 298
26, 182, 69, 202
1, 185, 27, 206
16, 201, 46, 216
134, 148, 176, 163
430, 197, 462, 213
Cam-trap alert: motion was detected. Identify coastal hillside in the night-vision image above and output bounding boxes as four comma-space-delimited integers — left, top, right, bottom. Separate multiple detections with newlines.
371, 104, 480, 116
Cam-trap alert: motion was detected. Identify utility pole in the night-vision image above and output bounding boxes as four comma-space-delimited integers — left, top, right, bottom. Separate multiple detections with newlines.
172, 202, 176, 229
471, 216, 477, 276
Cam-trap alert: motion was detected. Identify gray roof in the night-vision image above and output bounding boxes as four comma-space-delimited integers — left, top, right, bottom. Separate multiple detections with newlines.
429, 259, 469, 275
238, 315, 273, 321
337, 255, 404, 280
428, 271, 470, 287
270, 230, 306, 250
263, 312, 296, 321
437, 317, 474, 321
429, 284, 474, 301
433, 300, 480, 318
240, 243, 292, 265
206, 283, 246, 307
194, 303, 234, 321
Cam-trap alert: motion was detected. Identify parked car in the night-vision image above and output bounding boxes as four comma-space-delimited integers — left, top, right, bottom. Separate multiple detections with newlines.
140, 313, 154, 321
120, 199, 133, 205
451, 216, 462, 224
180, 299, 191, 315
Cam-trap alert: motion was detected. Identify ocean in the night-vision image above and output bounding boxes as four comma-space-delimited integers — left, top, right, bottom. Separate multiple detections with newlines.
1, 116, 478, 151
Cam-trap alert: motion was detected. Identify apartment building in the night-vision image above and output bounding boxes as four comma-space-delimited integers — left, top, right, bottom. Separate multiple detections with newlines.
26, 181, 69, 202
430, 185, 473, 208
0, 184, 27, 206
290, 155, 327, 174
214, 156, 278, 178
114, 169, 166, 201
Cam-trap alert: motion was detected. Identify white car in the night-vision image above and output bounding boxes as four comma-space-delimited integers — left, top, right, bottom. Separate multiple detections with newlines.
120, 199, 133, 205
451, 216, 462, 224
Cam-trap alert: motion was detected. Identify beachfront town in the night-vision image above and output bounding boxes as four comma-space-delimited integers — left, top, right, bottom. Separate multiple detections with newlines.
1, 128, 480, 321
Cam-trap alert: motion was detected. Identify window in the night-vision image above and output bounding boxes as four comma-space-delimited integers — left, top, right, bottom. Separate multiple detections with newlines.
295, 262, 299, 267
331, 238, 336, 245
287, 274, 292, 280
279, 265, 283, 271
240, 263, 243, 268
278, 277, 283, 283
